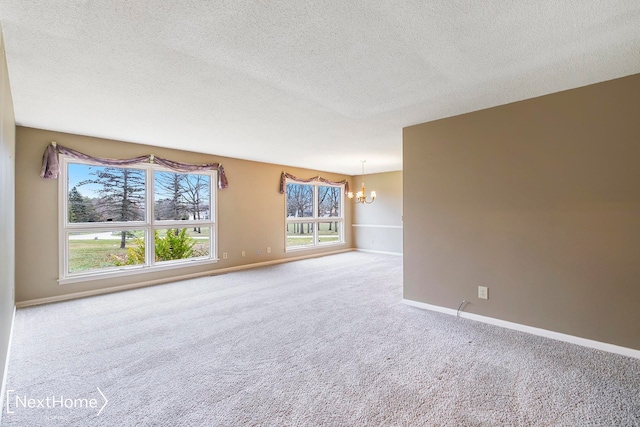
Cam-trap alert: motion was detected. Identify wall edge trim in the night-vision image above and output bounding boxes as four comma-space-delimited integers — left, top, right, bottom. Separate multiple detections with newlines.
402, 299, 640, 360
0, 306, 16, 427
16, 249, 353, 308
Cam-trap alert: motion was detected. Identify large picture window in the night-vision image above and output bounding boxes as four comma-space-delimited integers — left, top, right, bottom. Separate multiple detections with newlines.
285, 180, 344, 250
60, 157, 216, 282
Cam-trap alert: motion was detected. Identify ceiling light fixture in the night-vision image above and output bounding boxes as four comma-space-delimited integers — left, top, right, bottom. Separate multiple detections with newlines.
348, 160, 376, 204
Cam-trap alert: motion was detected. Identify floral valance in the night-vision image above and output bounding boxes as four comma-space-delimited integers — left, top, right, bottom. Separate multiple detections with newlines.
40, 142, 229, 189
279, 172, 349, 195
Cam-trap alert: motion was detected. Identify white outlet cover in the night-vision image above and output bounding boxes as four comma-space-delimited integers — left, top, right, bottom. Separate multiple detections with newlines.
478, 286, 488, 300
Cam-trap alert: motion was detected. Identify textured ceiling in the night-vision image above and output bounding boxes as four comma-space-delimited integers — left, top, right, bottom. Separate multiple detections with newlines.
1, 1, 639, 175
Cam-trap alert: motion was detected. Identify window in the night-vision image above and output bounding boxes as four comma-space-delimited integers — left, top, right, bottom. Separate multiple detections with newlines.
60, 157, 216, 282
285, 180, 344, 250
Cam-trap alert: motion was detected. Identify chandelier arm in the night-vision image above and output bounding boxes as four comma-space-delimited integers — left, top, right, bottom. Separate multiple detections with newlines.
349, 160, 376, 204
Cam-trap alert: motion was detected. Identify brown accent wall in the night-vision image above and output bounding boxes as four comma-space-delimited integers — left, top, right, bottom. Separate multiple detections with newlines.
403, 74, 640, 350
352, 171, 403, 254
0, 27, 16, 404
15, 127, 353, 303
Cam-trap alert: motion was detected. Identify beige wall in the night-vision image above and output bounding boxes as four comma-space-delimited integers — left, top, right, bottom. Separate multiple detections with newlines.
15, 127, 353, 303
352, 171, 403, 254
0, 27, 16, 407
403, 74, 640, 350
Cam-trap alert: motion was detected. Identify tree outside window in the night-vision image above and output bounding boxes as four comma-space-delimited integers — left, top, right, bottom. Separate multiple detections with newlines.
285, 181, 344, 249
61, 160, 216, 280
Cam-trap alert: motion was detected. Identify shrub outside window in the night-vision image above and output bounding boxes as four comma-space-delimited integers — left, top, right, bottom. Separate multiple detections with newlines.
59, 157, 217, 283
285, 181, 344, 250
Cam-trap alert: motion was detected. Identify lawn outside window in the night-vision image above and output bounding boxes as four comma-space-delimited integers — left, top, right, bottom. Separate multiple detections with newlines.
59, 156, 217, 283
285, 180, 345, 251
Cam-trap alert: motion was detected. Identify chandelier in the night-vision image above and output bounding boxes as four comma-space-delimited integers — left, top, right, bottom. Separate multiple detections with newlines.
348, 161, 376, 204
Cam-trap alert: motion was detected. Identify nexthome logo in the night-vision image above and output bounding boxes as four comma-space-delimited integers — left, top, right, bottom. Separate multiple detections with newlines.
5, 387, 108, 416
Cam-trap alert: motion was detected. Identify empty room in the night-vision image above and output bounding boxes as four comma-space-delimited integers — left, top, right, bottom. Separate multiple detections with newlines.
1, 2, 639, 426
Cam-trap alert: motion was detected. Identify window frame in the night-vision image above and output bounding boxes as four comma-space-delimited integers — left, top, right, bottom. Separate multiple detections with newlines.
58, 156, 218, 284
284, 179, 345, 251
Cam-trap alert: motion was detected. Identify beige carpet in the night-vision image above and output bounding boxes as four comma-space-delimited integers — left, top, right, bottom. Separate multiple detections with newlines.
3, 252, 639, 426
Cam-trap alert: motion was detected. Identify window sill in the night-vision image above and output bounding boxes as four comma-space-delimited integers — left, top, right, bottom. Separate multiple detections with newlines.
285, 242, 346, 253
59, 258, 219, 285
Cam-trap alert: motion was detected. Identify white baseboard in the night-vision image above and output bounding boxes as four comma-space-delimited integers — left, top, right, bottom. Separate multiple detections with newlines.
0, 306, 16, 427
402, 299, 640, 360
16, 249, 353, 308
355, 249, 403, 256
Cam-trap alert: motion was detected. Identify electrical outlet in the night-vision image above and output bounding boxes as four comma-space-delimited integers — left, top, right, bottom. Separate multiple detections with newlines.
478, 286, 488, 300
222, 252, 227, 259
257, 249, 261, 255
267, 247, 271, 254
241, 250, 246, 257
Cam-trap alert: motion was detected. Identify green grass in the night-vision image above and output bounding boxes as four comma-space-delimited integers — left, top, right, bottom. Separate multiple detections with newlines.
286, 235, 340, 247
69, 230, 211, 273
286, 237, 313, 247
286, 222, 341, 247
70, 224, 338, 272
68, 239, 131, 273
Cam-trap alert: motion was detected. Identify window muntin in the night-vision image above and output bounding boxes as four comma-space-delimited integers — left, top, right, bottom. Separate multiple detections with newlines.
285, 180, 344, 250
60, 158, 216, 282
